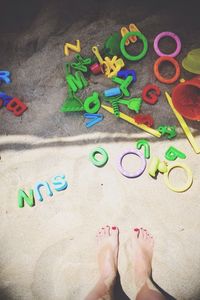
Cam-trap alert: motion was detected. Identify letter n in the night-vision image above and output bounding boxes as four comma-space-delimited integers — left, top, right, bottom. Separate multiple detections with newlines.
18, 189, 35, 208
34, 181, 53, 201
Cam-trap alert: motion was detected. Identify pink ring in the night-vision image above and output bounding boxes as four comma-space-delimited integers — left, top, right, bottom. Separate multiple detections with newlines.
154, 31, 181, 58
117, 149, 146, 178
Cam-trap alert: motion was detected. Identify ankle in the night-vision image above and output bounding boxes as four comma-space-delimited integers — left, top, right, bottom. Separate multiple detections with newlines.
136, 279, 155, 293
99, 273, 116, 289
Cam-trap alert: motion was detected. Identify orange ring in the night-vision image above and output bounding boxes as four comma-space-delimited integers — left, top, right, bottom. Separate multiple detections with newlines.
154, 56, 180, 84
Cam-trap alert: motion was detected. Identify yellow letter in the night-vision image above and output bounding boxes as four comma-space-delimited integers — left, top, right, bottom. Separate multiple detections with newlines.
121, 23, 140, 45
64, 40, 81, 56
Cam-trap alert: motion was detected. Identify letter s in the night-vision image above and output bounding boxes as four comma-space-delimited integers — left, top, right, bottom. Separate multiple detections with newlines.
52, 175, 68, 192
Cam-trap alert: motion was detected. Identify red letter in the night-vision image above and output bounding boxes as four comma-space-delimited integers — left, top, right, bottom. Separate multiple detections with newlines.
6, 98, 27, 116
142, 84, 161, 104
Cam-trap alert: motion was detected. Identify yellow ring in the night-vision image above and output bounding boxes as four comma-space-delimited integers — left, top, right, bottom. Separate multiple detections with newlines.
164, 163, 193, 193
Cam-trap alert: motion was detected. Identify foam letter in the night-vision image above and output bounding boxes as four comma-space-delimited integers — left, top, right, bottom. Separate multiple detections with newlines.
52, 175, 68, 191
18, 189, 35, 208
34, 181, 53, 201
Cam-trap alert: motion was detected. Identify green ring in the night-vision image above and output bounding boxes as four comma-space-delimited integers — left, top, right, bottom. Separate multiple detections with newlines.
120, 31, 148, 61
89, 147, 109, 167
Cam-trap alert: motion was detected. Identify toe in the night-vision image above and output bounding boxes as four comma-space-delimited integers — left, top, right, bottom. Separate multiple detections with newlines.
111, 226, 119, 236
144, 229, 149, 239
98, 228, 104, 237
97, 228, 103, 243
133, 227, 140, 239
143, 229, 152, 241
105, 225, 111, 236
145, 229, 152, 239
140, 228, 146, 239
101, 227, 106, 235
150, 235, 154, 245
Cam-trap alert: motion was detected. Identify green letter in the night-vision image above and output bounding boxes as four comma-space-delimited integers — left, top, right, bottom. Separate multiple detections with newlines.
18, 189, 35, 208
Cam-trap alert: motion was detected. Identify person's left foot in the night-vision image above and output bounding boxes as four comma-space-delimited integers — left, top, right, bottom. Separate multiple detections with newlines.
96, 225, 119, 288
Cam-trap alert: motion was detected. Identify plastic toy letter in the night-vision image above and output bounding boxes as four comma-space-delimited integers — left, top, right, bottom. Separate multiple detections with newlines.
18, 189, 35, 208
6, 98, 27, 116
165, 146, 186, 161
84, 113, 104, 128
83, 92, 101, 114
34, 181, 53, 201
0, 71, 11, 85
121, 24, 140, 45
136, 139, 150, 159
64, 40, 81, 56
0, 92, 13, 106
52, 175, 68, 191
112, 75, 133, 97
142, 84, 161, 105
66, 71, 88, 93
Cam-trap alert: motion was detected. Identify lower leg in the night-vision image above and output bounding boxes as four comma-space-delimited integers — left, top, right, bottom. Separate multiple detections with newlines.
85, 278, 114, 300
136, 282, 166, 300
85, 226, 119, 300
127, 228, 167, 300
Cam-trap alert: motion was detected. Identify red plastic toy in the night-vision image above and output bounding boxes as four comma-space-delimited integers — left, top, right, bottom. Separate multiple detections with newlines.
134, 114, 154, 127
6, 98, 28, 116
172, 75, 200, 120
142, 84, 161, 104
90, 63, 102, 75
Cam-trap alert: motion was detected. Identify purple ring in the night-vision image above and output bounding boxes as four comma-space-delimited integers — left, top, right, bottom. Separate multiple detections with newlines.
154, 31, 181, 58
117, 149, 146, 178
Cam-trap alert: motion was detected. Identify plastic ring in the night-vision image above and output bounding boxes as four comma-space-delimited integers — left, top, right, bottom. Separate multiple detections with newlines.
89, 147, 109, 167
154, 31, 181, 58
164, 163, 193, 192
117, 149, 146, 178
120, 31, 148, 61
154, 56, 180, 84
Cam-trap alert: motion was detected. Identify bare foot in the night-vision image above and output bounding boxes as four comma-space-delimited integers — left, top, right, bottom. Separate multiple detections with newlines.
96, 225, 119, 288
127, 227, 154, 290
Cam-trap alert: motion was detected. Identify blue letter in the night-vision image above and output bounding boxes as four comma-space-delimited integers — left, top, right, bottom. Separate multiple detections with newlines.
34, 181, 53, 201
0, 71, 11, 85
52, 175, 68, 191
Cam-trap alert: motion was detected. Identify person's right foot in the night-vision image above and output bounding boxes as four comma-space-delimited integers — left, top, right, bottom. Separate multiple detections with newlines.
127, 228, 154, 289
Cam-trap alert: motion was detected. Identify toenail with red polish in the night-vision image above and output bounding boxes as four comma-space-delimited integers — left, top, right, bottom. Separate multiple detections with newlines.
112, 226, 116, 230
134, 228, 139, 231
